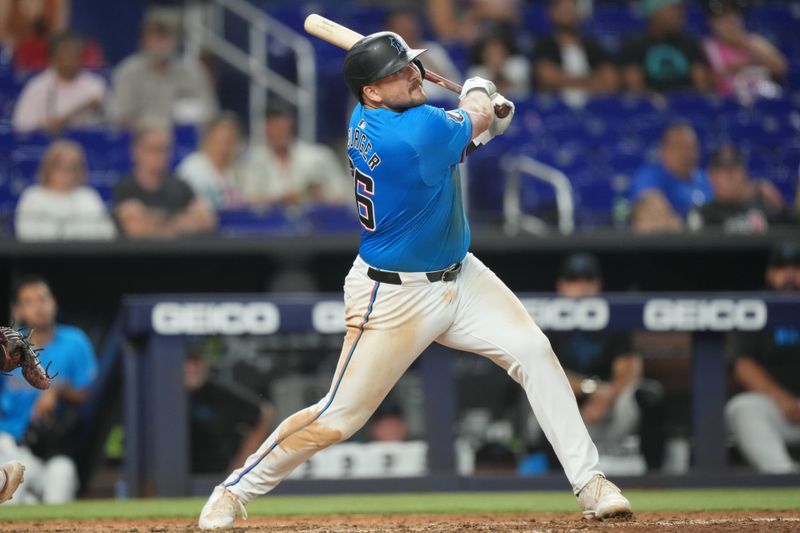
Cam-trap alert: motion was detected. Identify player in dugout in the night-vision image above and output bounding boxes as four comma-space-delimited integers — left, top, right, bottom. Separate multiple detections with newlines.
199, 31, 631, 529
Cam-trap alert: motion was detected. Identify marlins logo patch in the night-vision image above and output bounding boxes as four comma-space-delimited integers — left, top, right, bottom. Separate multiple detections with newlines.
388, 36, 405, 54
446, 110, 465, 123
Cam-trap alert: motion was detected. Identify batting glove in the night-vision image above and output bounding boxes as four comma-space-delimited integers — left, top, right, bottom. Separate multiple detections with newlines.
472, 93, 515, 147
460, 77, 497, 100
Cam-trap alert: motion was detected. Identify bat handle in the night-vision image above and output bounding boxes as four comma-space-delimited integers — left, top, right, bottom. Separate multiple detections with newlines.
423, 71, 511, 118
494, 103, 511, 119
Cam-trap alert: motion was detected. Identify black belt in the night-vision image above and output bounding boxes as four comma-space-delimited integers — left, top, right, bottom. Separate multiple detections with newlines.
367, 262, 462, 285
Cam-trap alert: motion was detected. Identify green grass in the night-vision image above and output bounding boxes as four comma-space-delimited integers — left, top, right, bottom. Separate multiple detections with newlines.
2, 488, 799, 522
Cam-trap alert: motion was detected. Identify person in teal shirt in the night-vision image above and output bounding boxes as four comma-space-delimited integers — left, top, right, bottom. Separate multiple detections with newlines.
0, 276, 97, 503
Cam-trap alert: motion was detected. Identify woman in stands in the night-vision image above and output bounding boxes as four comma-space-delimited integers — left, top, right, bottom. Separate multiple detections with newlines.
14, 139, 116, 240
176, 112, 245, 211
703, 0, 786, 105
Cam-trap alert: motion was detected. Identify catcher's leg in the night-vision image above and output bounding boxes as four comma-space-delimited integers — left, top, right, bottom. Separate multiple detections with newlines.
214, 261, 453, 507
41, 456, 78, 504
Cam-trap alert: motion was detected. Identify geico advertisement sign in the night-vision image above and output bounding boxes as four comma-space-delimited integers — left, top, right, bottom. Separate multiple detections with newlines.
643, 299, 767, 331
151, 302, 280, 335
520, 298, 609, 330
312, 302, 346, 334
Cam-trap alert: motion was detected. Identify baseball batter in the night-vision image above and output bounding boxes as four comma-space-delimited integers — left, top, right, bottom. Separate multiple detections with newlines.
200, 31, 631, 529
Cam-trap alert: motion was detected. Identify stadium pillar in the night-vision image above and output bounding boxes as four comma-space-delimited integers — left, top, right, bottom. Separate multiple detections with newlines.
692, 333, 727, 472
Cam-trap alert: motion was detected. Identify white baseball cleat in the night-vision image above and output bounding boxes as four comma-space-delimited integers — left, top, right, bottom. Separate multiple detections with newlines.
0, 461, 25, 504
577, 474, 632, 520
198, 485, 248, 529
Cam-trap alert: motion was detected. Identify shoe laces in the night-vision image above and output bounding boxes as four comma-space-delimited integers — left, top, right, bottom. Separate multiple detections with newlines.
581, 474, 620, 500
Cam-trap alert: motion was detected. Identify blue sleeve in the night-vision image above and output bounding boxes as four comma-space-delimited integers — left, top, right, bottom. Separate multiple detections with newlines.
66, 330, 98, 390
698, 170, 712, 204
628, 165, 662, 203
404, 105, 472, 167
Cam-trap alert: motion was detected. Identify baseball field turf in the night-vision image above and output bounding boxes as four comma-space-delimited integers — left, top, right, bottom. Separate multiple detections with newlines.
0, 488, 799, 532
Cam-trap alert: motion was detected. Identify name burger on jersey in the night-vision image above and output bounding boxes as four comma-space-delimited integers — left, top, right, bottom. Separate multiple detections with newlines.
348, 120, 381, 171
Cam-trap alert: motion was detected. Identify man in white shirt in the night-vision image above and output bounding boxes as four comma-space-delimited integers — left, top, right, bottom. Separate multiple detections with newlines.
12, 31, 106, 134
241, 104, 349, 207
107, 10, 217, 127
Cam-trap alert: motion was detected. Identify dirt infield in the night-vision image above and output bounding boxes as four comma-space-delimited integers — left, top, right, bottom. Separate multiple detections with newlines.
2, 511, 799, 532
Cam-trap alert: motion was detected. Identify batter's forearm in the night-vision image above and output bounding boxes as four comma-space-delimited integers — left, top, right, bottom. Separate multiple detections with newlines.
459, 91, 492, 140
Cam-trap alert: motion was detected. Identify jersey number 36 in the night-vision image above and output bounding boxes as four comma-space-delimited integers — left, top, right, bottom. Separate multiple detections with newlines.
349, 159, 376, 232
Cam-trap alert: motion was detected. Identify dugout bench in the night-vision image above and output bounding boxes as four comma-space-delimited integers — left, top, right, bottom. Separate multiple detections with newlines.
121, 293, 800, 497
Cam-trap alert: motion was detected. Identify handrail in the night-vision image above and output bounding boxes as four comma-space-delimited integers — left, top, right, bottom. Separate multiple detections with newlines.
184, 0, 316, 142
502, 155, 575, 235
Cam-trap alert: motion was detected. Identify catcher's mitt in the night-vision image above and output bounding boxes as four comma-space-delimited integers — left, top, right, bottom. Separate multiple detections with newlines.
0, 326, 53, 390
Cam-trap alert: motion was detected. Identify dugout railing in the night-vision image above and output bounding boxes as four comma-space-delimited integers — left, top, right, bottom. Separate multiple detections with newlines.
120, 293, 800, 497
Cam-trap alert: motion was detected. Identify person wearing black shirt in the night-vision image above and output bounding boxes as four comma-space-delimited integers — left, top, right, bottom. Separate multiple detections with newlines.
620, 0, 711, 93
689, 144, 794, 234
531, 0, 618, 107
185, 351, 272, 474
113, 118, 217, 238
726, 243, 800, 473
529, 254, 665, 468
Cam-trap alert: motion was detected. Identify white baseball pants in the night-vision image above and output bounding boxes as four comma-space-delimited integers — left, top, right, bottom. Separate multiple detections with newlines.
222, 253, 602, 502
726, 392, 800, 473
0, 432, 78, 504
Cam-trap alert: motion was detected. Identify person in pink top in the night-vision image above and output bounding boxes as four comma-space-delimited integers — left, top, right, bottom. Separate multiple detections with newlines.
703, 0, 786, 104
12, 30, 105, 134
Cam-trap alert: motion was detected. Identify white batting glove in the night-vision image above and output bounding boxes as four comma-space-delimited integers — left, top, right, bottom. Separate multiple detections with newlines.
488, 93, 515, 136
472, 93, 515, 147
460, 77, 497, 100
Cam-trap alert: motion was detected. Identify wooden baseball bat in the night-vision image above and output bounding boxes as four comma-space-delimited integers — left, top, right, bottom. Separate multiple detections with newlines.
303, 14, 510, 118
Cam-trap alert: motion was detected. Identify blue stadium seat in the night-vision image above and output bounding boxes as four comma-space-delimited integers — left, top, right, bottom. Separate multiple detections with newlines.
585, 5, 643, 53
218, 209, 296, 236
306, 205, 356, 233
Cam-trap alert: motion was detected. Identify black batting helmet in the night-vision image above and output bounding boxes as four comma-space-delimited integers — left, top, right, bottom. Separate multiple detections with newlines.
343, 31, 426, 102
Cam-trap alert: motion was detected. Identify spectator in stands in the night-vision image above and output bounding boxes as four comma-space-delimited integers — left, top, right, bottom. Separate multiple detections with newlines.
12, 31, 106, 134
0, 275, 97, 503
532, 0, 619, 108
426, 0, 519, 45
241, 103, 349, 207
176, 112, 245, 211
527, 253, 664, 469
467, 30, 529, 97
620, 0, 711, 94
0, 0, 63, 69
703, 0, 786, 105
107, 9, 217, 127
629, 123, 711, 233
368, 404, 409, 442
385, 7, 461, 103
15, 140, 116, 241
688, 144, 793, 233
726, 242, 800, 473
185, 348, 272, 474
113, 118, 217, 238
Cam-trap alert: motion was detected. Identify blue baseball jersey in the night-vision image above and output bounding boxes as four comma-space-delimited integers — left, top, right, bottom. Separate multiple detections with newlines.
347, 103, 473, 272
0, 324, 97, 441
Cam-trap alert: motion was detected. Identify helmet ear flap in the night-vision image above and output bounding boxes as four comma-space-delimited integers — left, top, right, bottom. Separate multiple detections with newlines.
412, 59, 426, 82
